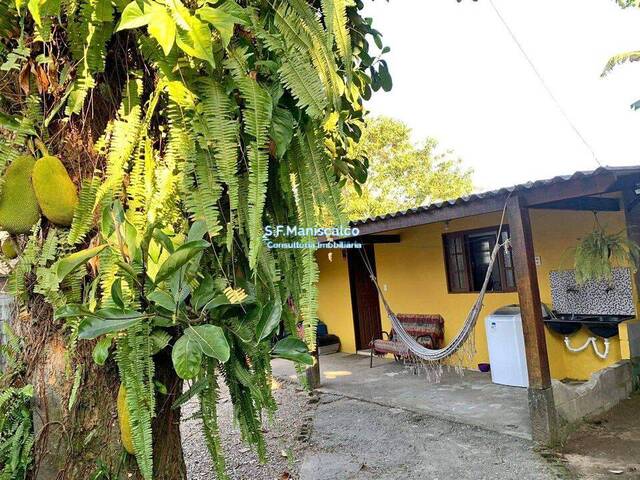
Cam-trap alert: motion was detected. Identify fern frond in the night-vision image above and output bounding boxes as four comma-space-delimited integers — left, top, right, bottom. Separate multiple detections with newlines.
322, 0, 353, 82
227, 51, 273, 270
299, 126, 345, 225
0, 96, 40, 187
68, 176, 101, 245
94, 78, 143, 207
199, 360, 227, 479
278, 52, 328, 119
115, 323, 155, 480
196, 79, 240, 209
288, 143, 320, 349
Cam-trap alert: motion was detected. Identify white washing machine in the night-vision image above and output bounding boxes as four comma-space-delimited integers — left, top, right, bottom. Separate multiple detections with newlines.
485, 305, 530, 388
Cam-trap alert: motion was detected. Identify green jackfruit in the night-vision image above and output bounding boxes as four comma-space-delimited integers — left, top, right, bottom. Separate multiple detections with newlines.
1, 237, 19, 259
0, 156, 40, 234
32, 155, 78, 226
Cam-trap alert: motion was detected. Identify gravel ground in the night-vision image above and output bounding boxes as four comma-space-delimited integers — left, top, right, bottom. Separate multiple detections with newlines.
181, 378, 317, 480
300, 394, 568, 480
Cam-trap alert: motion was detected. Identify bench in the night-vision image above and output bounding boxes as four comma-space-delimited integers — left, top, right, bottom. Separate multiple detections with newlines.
370, 314, 445, 367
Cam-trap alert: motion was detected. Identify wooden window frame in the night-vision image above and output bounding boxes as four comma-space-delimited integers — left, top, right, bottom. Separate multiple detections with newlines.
442, 225, 516, 294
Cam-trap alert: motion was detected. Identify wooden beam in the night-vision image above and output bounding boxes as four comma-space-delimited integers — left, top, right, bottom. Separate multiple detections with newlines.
623, 187, 640, 294
506, 195, 559, 445
353, 234, 401, 244
531, 196, 620, 212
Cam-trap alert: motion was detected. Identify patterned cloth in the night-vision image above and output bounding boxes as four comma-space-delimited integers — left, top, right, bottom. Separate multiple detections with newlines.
372, 314, 445, 357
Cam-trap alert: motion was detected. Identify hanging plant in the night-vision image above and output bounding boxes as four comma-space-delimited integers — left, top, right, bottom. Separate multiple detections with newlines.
573, 218, 640, 285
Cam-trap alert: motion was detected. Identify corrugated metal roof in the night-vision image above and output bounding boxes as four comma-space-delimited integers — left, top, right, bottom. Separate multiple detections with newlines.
352, 165, 640, 227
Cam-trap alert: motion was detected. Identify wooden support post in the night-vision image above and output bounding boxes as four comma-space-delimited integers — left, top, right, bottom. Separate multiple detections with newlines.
507, 195, 559, 445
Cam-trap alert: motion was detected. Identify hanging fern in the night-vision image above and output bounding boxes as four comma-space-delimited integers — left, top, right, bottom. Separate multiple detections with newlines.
573, 223, 640, 285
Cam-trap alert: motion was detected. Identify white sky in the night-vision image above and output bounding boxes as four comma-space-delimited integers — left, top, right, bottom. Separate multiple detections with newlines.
362, 0, 640, 192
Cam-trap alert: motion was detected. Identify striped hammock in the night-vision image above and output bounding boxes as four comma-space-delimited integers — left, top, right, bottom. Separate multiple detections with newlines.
358, 205, 509, 365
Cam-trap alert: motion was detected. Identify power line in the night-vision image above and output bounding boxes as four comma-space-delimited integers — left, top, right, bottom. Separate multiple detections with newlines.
487, 0, 603, 168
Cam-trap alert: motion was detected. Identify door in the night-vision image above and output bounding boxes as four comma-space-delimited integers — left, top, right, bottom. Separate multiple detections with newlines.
347, 245, 382, 350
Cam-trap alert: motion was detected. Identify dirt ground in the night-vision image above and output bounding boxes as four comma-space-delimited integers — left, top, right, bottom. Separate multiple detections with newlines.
300, 393, 565, 480
561, 393, 640, 479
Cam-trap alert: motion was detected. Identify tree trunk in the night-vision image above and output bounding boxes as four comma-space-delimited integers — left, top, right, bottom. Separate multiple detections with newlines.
17, 310, 186, 480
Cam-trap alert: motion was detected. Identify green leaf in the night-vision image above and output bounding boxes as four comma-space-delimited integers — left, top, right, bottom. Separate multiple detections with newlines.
165, 81, 197, 108
197, 6, 241, 48
191, 274, 215, 311
116, 1, 152, 31
55, 245, 106, 283
202, 294, 233, 312
145, 1, 176, 55
172, 334, 203, 379
154, 239, 210, 284
111, 278, 125, 310
256, 299, 283, 342
55, 304, 98, 321
378, 60, 392, 92
148, 289, 176, 311
271, 336, 314, 365
187, 220, 208, 242
271, 107, 295, 159
78, 310, 144, 340
172, 4, 214, 66
27, 0, 41, 26
92, 337, 112, 365
185, 325, 230, 361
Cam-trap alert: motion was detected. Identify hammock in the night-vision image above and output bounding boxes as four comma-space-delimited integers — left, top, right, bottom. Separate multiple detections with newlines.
358, 201, 510, 366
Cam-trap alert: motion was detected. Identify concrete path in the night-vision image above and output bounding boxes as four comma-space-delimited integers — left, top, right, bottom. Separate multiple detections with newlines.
273, 353, 531, 439
300, 393, 563, 480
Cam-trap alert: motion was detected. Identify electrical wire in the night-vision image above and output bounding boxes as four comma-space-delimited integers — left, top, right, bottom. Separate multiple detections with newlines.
487, 0, 603, 168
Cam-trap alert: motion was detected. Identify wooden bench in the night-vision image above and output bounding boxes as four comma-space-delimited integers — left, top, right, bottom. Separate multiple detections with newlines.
370, 314, 445, 367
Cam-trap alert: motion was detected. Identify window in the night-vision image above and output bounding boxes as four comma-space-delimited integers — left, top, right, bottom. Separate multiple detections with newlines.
443, 227, 516, 293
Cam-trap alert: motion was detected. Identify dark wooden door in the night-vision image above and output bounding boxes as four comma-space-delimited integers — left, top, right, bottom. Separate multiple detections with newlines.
348, 245, 382, 350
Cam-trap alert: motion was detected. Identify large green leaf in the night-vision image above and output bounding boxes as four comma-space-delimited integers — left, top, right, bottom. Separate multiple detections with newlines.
255, 300, 282, 342
116, 1, 152, 31
92, 337, 112, 365
185, 325, 230, 361
78, 309, 145, 339
197, 6, 242, 48
55, 245, 106, 283
271, 107, 295, 159
154, 239, 210, 284
146, 1, 176, 55
55, 304, 98, 321
170, 2, 214, 66
172, 334, 203, 379
271, 336, 314, 365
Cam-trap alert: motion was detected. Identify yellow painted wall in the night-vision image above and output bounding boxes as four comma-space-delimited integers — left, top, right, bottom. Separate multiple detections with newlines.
316, 249, 356, 353
317, 199, 637, 381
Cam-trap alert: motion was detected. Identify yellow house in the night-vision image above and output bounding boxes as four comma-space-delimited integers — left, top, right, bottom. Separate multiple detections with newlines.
316, 167, 640, 441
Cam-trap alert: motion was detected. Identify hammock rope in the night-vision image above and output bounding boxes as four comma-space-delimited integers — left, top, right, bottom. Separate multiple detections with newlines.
359, 198, 511, 364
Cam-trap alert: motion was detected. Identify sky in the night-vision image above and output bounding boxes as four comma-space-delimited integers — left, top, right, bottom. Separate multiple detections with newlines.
361, 0, 640, 192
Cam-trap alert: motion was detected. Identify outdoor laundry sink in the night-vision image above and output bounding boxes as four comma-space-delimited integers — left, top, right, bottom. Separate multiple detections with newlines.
544, 314, 634, 338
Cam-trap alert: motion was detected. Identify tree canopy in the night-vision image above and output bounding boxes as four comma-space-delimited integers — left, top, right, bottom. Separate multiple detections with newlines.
342, 116, 473, 220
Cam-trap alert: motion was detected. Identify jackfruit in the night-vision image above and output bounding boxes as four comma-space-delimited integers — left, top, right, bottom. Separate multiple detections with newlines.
1, 237, 19, 259
0, 156, 40, 234
117, 384, 135, 454
32, 155, 78, 226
